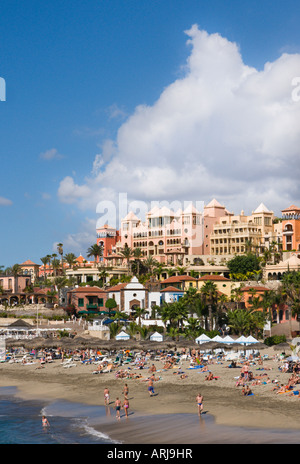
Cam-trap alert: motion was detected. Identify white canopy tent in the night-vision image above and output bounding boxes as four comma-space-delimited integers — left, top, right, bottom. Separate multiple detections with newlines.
115, 331, 130, 340
222, 335, 235, 344
211, 335, 223, 342
150, 331, 163, 342
195, 334, 211, 345
235, 335, 249, 345
245, 335, 259, 344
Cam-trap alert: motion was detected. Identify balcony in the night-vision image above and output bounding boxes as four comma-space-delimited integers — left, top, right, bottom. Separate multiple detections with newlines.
86, 304, 98, 310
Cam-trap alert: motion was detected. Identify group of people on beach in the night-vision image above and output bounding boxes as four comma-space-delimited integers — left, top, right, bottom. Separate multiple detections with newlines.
103, 386, 130, 420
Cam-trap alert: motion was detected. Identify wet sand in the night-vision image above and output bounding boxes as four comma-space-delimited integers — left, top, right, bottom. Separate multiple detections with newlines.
1, 348, 300, 443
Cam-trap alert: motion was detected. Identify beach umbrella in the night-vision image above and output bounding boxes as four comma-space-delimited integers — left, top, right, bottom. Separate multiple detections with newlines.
197, 341, 220, 351
286, 355, 300, 361
272, 343, 291, 351
251, 342, 268, 350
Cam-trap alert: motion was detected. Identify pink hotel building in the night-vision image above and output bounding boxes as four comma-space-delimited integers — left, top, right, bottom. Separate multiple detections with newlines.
97, 199, 232, 266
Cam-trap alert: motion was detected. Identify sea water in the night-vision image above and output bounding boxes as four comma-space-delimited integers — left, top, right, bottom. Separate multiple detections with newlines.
0, 386, 117, 444
1, 386, 300, 444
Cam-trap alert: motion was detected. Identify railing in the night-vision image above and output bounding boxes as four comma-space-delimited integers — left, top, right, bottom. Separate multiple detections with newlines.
86, 304, 98, 309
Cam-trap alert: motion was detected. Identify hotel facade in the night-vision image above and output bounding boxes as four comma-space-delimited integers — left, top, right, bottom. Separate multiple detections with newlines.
96, 199, 286, 267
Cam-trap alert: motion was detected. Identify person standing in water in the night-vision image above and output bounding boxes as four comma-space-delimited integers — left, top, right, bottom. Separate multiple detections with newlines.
42, 416, 50, 428
115, 397, 122, 420
122, 398, 129, 418
196, 393, 203, 416
104, 387, 110, 405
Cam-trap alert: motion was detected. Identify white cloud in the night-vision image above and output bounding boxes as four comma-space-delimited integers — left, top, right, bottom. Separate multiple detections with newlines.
40, 148, 64, 161
0, 196, 12, 206
57, 25, 300, 218
60, 218, 97, 257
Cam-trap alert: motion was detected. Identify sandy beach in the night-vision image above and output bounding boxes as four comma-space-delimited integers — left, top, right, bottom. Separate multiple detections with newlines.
1, 347, 300, 443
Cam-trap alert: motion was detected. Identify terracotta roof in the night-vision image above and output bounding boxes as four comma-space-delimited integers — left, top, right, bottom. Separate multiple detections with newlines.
241, 286, 270, 292
161, 286, 184, 293
198, 275, 230, 281
69, 286, 107, 293
282, 205, 300, 212
162, 275, 198, 283
107, 282, 128, 291
20, 259, 39, 266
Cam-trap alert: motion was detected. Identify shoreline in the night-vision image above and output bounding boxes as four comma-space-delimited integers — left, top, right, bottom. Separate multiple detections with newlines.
1, 347, 300, 442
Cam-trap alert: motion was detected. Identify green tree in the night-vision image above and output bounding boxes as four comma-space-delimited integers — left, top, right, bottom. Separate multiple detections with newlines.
109, 322, 120, 338
105, 298, 117, 317
64, 253, 77, 269
87, 244, 103, 267
40, 257, 49, 282
120, 244, 134, 274
143, 256, 158, 275
57, 243, 64, 274
133, 247, 143, 276
227, 253, 260, 277
200, 281, 219, 331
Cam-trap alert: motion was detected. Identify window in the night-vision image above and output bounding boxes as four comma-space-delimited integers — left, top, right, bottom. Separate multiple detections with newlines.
78, 298, 84, 307
98, 298, 103, 307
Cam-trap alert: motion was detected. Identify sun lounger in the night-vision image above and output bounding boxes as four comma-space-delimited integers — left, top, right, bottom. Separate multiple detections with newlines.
61, 358, 77, 368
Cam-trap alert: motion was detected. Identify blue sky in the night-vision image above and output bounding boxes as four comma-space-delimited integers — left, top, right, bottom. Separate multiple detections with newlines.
0, 0, 300, 267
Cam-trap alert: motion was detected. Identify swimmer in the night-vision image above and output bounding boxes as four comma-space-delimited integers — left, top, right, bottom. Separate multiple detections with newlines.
42, 415, 50, 428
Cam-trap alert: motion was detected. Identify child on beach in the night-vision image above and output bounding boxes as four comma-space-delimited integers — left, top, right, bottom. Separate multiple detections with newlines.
104, 387, 110, 405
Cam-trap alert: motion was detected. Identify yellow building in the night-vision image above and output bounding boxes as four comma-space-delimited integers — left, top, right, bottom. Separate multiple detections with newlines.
197, 275, 232, 297
210, 203, 282, 257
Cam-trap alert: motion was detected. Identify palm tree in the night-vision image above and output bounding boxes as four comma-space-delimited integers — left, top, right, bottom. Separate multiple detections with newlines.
143, 256, 158, 275
133, 247, 143, 276
57, 243, 64, 274
51, 257, 61, 277
281, 271, 300, 337
231, 286, 244, 309
109, 322, 120, 339
64, 253, 77, 269
87, 243, 103, 267
175, 265, 187, 275
137, 325, 150, 340
97, 266, 109, 287
46, 289, 57, 305
11, 263, 22, 293
153, 263, 167, 280
134, 307, 147, 326
40, 256, 49, 282
227, 308, 252, 335
127, 321, 139, 338
184, 317, 202, 340
119, 244, 134, 274
200, 281, 219, 331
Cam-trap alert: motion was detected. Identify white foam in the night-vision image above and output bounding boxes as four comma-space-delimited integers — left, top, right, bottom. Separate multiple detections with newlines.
82, 422, 122, 444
